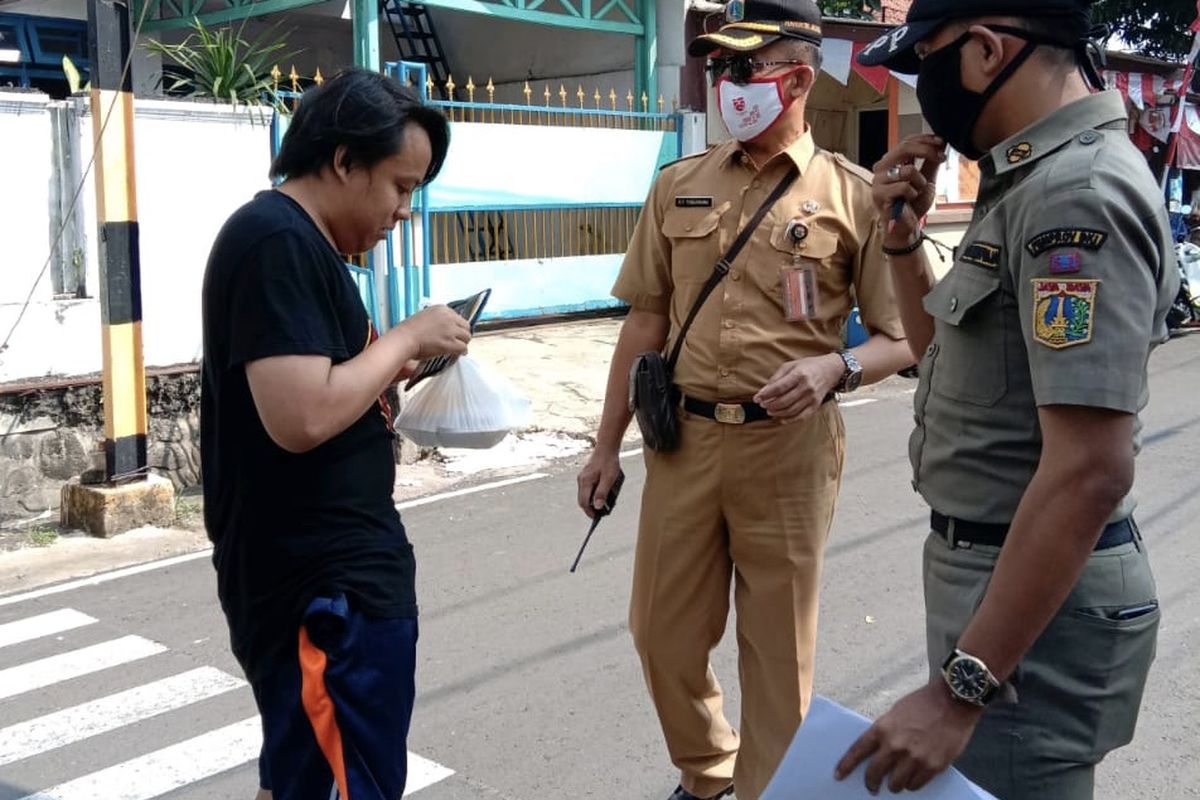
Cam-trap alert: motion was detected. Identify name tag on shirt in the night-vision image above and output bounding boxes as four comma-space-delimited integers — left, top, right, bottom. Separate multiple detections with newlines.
675, 196, 714, 208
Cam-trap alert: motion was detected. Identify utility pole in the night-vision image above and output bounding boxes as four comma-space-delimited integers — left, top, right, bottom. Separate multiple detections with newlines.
62, 0, 174, 537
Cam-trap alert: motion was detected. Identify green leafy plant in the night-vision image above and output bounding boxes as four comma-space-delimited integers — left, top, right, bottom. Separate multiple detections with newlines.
174, 495, 201, 523
145, 18, 295, 108
27, 527, 59, 547
1093, 0, 1197, 61
62, 55, 90, 94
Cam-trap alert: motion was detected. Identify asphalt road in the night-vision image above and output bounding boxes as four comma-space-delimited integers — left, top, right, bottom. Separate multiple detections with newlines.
0, 334, 1196, 800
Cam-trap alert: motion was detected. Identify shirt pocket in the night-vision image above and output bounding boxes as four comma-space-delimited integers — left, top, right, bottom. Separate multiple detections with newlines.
923, 266, 1009, 406
755, 221, 841, 307
662, 202, 730, 283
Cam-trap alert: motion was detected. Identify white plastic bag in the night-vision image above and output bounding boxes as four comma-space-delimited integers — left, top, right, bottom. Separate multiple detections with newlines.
395, 356, 532, 449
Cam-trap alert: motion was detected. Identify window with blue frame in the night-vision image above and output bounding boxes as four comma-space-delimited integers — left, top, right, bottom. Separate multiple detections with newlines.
0, 13, 88, 98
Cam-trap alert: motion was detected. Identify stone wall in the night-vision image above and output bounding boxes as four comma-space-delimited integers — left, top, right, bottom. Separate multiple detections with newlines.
0, 370, 200, 525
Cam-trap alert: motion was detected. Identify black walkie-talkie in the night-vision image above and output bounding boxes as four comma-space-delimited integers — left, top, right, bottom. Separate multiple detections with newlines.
570, 469, 626, 573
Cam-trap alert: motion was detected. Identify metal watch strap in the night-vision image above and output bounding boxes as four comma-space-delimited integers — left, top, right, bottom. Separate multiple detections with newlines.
665, 165, 801, 372
836, 350, 861, 392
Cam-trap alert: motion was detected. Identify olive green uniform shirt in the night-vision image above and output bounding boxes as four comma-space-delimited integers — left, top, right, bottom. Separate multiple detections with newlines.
912, 91, 1179, 523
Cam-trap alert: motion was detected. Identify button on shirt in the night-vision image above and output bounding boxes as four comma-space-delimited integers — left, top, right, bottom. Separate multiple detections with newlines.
612, 133, 905, 401
911, 91, 1179, 523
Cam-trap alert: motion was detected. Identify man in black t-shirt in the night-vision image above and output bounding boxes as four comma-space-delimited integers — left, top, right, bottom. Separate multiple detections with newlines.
201, 68, 470, 800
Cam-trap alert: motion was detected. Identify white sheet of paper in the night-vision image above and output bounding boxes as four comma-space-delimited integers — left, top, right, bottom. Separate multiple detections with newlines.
759, 696, 997, 800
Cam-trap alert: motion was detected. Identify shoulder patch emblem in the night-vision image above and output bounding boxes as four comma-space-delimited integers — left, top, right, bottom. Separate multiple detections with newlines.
1033, 279, 1099, 349
960, 241, 1002, 270
1026, 228, 1108, 257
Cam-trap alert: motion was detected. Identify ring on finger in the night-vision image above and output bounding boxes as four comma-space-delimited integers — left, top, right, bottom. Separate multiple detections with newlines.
887, 165, 902, 181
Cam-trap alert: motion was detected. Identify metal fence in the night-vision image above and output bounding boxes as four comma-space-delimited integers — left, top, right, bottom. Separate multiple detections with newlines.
269, 62, 682, 324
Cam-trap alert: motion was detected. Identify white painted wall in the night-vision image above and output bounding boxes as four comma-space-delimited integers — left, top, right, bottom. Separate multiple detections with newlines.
0, 92, 54, 310
0, 94, 273, 383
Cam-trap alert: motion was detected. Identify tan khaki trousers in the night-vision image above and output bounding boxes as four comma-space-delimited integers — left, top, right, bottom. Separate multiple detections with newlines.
629, 401, 845, 800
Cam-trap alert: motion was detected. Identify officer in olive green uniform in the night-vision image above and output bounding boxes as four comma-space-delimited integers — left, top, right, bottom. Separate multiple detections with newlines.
836, 1, 1179, 798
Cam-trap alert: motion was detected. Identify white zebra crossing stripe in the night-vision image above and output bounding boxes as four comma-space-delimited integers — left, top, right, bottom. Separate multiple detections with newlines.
0, 635, 166, 701
0, 667, 246, 766
9, 709, 453, 800
14, 716, 263, 800
404, 752, 455, 796
0, 609, 96, 650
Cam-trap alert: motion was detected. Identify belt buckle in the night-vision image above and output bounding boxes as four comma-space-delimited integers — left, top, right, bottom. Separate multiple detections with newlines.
714, 403, 746, 425
945, 517, 966, 549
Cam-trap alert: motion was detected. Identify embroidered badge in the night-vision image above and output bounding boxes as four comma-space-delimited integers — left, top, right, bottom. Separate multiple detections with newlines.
960, 241, 1002, 270
675, 196, 714, 208
1033, 280, 1099, 349
726, 0, 745, 22
1007, 142, 1033, 164
1026, 228, 1108, 257
1048, 250, 1083, 275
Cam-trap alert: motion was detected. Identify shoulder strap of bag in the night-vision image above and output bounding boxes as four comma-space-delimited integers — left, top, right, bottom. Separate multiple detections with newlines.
665, 164, 800, 371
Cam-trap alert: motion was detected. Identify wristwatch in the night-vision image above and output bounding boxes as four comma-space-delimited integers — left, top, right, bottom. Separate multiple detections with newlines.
836, 350, 863, 393
941, 648, 1002, 707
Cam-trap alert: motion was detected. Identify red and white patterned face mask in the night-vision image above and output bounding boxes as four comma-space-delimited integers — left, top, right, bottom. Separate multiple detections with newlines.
716, 68, 803, 142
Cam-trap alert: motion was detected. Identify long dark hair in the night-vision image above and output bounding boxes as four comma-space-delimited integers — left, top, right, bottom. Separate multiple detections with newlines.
269, 67, 450, 185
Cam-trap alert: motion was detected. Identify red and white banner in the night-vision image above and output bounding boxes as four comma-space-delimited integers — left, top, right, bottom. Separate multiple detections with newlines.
1104, 70, 1184, 110
820, 38, 894, 93
1175, 104, 1200, 169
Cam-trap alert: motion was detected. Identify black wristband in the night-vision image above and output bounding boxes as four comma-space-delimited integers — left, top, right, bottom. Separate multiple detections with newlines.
882, 233, 927, 256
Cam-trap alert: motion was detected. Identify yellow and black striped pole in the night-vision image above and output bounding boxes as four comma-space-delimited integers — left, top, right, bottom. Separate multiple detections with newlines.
88, 0, 147, 482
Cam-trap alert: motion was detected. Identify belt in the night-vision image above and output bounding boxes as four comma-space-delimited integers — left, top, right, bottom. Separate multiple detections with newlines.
681, 396, 771, 425
931, 512, 1135, 551
681, 393, 835, 425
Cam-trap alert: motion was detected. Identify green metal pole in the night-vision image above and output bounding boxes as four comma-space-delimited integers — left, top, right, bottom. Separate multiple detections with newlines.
635, 0, 657, 109
353, 0, 380, 71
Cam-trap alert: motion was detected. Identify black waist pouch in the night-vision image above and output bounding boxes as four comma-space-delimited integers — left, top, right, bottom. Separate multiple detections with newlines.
629, 350, 680, 452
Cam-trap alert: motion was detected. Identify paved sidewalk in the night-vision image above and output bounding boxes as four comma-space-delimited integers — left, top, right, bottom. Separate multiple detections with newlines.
0, 317, 630, 593
0, 314, 917, 592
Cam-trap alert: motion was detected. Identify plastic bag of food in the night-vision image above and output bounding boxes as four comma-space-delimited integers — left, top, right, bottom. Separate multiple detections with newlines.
394, 356, 532, 449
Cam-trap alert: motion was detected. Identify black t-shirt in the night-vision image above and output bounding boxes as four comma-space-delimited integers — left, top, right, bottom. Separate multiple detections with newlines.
200, 190, 415, 683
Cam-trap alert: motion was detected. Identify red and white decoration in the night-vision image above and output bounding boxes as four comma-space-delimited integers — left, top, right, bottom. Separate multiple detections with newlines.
1104, 70, 1186, 110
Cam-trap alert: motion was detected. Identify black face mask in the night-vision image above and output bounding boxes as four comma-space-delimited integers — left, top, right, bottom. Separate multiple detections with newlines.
916, 26, 1046, 161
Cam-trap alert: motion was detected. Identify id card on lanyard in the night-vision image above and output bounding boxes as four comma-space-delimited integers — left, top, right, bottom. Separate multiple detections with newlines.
783, 263, 818, 321
781, 219, 818, 321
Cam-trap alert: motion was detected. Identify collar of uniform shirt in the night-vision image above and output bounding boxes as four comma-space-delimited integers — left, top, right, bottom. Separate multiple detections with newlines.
726, 128, 817, 175
987, 89, 1129, 176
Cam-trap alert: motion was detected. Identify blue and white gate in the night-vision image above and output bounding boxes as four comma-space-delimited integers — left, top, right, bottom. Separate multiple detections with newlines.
384, 60, 682, 325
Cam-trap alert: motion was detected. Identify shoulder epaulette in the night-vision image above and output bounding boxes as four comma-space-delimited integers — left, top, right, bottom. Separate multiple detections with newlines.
830, 151, 874, 184
658, 147, 713, 172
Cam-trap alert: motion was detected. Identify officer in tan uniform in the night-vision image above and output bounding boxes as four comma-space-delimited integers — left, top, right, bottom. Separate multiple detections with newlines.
576, 2, 912, 798
837, 1, 1178, 797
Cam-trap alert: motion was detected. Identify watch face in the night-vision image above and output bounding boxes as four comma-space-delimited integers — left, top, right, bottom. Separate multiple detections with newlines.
947, 657, 988, 701
845, 371, 863, 391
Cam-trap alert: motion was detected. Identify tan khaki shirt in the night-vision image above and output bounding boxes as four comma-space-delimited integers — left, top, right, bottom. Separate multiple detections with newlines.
612, 132, 905, 402
911, 91, 1179, 523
